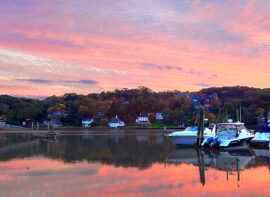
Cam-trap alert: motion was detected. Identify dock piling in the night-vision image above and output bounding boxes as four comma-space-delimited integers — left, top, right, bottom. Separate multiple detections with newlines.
196, 108, 205, 146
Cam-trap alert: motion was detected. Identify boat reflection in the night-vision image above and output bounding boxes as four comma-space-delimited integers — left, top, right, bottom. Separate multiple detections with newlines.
252, 148, 270, 171
165, 148, 256, 186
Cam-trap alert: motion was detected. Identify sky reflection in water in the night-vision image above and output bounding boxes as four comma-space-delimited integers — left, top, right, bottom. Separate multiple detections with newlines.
0, 131, 270, 197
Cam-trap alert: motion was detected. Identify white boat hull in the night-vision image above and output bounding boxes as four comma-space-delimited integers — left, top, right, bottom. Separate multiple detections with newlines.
168, 134, 213, 146
251, 132, 270, 147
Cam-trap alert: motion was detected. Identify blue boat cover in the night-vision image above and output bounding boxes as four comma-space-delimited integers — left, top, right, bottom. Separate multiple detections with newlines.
259, 122, 270, 133
186, 126, 209, 131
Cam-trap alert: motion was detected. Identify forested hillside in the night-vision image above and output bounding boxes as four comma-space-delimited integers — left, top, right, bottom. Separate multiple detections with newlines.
0, 86, 269, 126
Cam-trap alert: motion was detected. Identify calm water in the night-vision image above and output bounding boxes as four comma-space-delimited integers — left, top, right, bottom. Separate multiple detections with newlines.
0, 130, 270, 197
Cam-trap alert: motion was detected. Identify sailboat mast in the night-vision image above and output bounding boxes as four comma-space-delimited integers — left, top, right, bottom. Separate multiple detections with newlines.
240, 103, 242, 122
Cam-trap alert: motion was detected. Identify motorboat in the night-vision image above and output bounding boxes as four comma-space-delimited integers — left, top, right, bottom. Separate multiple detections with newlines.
165, 124, 215, 146
250, 121, 270, 147
202, 122, 254, 148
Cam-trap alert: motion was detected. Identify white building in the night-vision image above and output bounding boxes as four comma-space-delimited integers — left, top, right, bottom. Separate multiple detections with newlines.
136, 114, 150, 125
44, 119, 63, 127
109, 116, 125, 128
82, 118, 94, 127
155, 112, 163, 120
0, 117, 6, 125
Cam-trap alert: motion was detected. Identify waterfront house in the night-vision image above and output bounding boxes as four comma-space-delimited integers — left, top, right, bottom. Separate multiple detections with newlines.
189, 93, 201, 109
193, 92, 219, 112
136, 114, 151, 125
109, 116, 125, 128
155, 112, 163, 120
0, 117, 6, 125
176, 92, 188, 98
201, 95, 211, 112
258, 115, 266, 126
94, 112, 104, 119
47, 104, 68, 124
82, 118, 94, 127
208, 93, 218, 100
52, 119, 63, 127
44, 119, 63, 127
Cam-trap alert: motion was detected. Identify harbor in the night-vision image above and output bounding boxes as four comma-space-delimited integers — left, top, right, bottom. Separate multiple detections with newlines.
1, 0, 270, 196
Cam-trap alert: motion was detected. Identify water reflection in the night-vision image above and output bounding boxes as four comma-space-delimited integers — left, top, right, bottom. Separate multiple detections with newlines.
253, 149, 270, 170
0, 132, 270, 196
0, 132, 173, 169
165, 148, 258, 187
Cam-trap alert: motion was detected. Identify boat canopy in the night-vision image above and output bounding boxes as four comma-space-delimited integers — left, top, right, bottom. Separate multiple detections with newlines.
186, 126, 209, 131
259, 122, 270, 133
216, 123, 250, 140
216, 125, 237, 140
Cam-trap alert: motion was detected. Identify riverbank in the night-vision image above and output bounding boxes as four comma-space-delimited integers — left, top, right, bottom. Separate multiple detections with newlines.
0, 128, 173, 136
16, 125, 185, 131
0, 124, 262, 135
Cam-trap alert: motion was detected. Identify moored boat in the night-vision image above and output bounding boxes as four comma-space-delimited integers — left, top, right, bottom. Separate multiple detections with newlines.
31, 131, 58, 139
202, 122, 254, 149
165, 125, 215, 146
250, 121, 270, 147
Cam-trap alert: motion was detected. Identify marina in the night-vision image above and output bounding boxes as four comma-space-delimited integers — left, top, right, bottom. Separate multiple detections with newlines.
1, 0, 270, 196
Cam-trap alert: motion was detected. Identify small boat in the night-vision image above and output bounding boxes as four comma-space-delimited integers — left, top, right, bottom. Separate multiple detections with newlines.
202, 122, 254, 148
250, 121, 270, 147
31, 131, 58, 139
165, 124, 215, 146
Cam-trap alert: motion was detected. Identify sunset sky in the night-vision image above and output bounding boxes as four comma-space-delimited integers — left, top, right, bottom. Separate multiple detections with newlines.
1, 0, 270, 97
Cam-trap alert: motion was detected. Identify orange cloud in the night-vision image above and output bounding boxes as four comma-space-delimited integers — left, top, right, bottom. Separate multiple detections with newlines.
0, 0, 270, 97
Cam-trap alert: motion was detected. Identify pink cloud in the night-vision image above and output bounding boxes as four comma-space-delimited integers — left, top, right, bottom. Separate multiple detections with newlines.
0, 0, 270, 96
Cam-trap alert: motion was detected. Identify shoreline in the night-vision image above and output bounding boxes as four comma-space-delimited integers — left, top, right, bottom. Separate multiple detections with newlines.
0, 128, 171, 135
0, 124, 262, 134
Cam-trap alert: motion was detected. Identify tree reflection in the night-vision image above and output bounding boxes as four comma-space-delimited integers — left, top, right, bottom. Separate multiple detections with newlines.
0, 133, 174, 170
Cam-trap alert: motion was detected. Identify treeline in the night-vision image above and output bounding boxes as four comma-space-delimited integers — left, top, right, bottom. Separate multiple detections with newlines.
202, 86, 270, 124
0, 86, 269, 126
